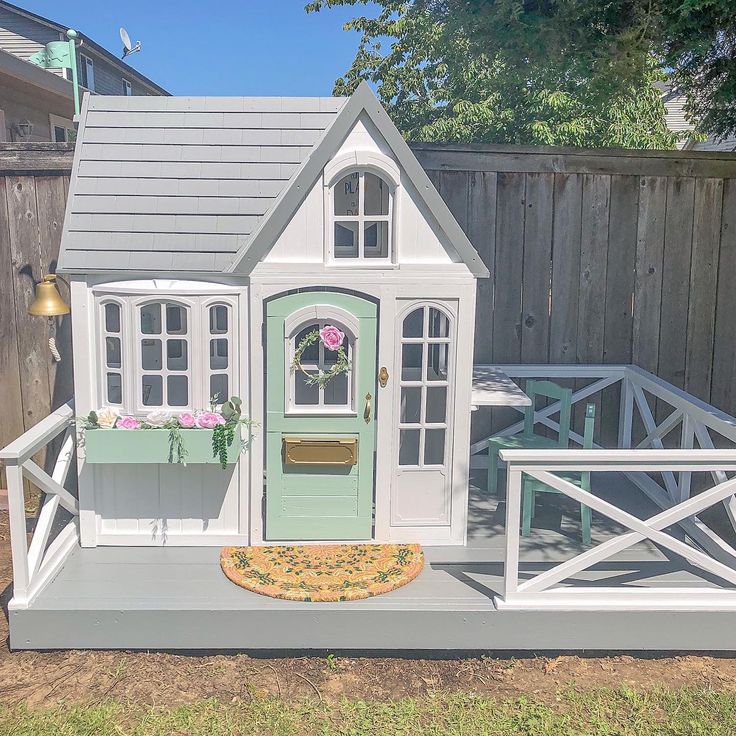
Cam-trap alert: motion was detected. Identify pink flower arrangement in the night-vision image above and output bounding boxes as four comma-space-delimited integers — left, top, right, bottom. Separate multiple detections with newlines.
195, 411, 226, 429
116, 416, 141, 430
319, 324, 345, 351
178, 412, 196, 428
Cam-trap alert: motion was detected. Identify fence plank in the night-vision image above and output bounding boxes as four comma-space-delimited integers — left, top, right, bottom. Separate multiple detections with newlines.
492, 172, 525, 363
0, 178, 24, 479
658, 177, 695, 392
632, 177, 667, 374
468, 171, 497, 363
521, 173, 554, 363
601, 175, 639, 444
6, 176, 52, 433
686, 178, 724, 402
550, 174, 582, 364
712, 179, 736, 417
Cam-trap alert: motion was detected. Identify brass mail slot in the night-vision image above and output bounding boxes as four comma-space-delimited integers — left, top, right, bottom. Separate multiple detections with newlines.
283, 436, 358, 466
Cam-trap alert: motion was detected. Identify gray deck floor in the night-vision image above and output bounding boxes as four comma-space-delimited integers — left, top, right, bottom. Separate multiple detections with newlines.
10, 472, 736, 651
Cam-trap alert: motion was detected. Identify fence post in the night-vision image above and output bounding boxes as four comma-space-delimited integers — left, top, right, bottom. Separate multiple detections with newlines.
5, 462, 30, 605
503, 464, 523, 600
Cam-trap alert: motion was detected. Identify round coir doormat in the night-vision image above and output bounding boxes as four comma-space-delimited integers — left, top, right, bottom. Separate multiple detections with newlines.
220, 543, 424, 602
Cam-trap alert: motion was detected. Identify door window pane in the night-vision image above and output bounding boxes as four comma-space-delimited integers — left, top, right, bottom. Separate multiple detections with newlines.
166, 339, 188, 371
400, 387, 422, 424
140, 303, 161, 334
427, 343, 449, 381
402, 308, 424, 338
106, 337, 121, 369
324, 372, 348, 405
142, 375, 163, 406
425, 386, 447, 423
399, 429, 420, 466
141, 339, 162, 370
294, 373, 319, 405
106, 373, 122, 404
424, 429, 446, 466
364, 172, 389, 216
105, 303, 120, 333
210, 374, 228, 404
167, 375, 189, 406
428, 308, 450, 338
401, 343, 423, 381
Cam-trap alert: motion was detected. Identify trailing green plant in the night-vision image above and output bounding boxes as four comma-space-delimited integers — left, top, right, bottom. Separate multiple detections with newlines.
168, 425, 188, 466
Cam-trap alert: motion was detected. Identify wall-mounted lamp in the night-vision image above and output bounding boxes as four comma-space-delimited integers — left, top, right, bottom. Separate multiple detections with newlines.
14, 119, 33, 141
28, 274, 70, 362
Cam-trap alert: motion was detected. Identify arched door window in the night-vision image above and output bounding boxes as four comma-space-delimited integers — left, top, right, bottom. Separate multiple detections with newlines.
398, 305, 452, 467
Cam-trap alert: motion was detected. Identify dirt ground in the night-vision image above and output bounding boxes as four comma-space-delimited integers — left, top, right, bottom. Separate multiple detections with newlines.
2, 511, 736, 709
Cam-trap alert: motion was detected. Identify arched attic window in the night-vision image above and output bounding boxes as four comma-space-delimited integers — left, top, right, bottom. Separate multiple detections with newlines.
331, 169, 393, 262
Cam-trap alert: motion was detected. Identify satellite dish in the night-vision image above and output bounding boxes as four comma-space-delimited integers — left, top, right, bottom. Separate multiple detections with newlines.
119, 27, 141, 59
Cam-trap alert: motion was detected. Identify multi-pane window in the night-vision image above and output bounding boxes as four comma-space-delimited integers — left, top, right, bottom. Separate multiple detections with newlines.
79, 54, 95, 91
332, 169, 392, 261
398, 306, 451, 467
122, 78, 132, 96
102, 302, 123, 406
139, 302, 190, 408
291, 321, 352, 410
208, 304, 231, 404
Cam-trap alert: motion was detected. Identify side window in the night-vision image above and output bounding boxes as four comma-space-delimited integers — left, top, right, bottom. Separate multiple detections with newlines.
398, 306, 451, 467
102, 301, 123, 406
79, 54, 95, 91
290, 321, 352, 410
332, 169, 392, 261
208, 303, 231, 404
138, 301, 190, 408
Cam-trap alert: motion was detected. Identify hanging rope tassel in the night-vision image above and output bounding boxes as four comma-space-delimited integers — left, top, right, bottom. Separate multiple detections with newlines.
48, 335, 62, 362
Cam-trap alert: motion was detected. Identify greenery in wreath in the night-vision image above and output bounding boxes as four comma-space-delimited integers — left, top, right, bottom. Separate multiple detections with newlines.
291, 325, 351, 388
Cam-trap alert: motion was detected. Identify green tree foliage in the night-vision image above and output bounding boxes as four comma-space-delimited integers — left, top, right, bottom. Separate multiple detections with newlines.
306, 0, 734, 146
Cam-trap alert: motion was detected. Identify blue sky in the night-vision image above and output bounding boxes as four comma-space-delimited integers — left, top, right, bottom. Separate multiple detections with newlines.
22, 0, 375, 95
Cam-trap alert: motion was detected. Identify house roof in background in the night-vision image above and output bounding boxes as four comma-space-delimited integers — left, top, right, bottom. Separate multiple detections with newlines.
58, 83, 486, 277
0, 0, 169, 95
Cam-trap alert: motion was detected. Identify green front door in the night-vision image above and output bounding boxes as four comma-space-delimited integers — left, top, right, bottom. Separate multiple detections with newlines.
265, 292, 377, 540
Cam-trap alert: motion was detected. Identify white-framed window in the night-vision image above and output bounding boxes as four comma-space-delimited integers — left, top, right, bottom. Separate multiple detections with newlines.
122, 78, 132, 96
330, 168, 393, 262
397, 304, 452, 468
79, 53, 95, 91
95, 294, 237, 414
49, 114, 75, 143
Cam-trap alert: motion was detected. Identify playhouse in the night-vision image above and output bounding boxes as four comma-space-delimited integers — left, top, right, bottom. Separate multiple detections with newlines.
60, 82, 488, 549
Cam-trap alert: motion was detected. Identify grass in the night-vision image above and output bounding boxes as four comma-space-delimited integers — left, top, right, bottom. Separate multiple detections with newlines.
1, 688, 736, 736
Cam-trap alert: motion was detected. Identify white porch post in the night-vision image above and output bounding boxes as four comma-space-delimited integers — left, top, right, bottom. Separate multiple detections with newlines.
5, 462, 30, 605
503, 466, 523, 600
618, 375, 634, 449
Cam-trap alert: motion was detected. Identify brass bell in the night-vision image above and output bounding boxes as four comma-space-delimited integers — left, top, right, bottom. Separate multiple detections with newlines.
28, 274, 70, 316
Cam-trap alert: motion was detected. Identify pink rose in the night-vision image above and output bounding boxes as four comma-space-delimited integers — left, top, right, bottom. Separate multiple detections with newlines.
319, 325, 345, 351
117, 416, 141, 430
196, 411, 225, 429
178, 412, 196, 428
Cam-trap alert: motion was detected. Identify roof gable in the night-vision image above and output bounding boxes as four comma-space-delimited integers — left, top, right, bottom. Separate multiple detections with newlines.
227, 82, 488, 277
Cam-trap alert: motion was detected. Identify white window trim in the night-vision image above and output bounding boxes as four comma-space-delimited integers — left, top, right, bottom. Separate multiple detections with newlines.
94, 292, 239, 415
49, 114, 74, 143
122, 78, 132, 96
284, 305, 359, 416
324, 152, 400, 267
80, 53, 95, 92
395, 302, 456, 470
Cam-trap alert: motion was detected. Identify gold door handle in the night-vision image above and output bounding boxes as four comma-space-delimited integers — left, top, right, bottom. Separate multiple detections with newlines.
379, 366, 389, 388
364, 393, 372, 423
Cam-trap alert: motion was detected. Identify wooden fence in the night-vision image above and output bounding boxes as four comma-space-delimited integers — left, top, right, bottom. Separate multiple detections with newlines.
2, 142, 736, 462
414, 143, 736, 433
0, 143, 74, 481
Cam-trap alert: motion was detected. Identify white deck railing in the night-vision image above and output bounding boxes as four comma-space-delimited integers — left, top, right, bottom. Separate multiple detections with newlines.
473, 365, 736, 610
0, 402, 79, 608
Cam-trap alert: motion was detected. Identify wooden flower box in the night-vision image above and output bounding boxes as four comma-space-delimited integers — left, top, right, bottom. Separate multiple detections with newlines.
83, 427, 240, 465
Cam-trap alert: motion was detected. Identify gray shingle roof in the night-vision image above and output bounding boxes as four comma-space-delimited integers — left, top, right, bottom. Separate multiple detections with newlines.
59, 94, 347, 273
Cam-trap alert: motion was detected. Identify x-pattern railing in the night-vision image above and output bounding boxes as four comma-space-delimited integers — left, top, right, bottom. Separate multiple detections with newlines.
0, 402, 79, 608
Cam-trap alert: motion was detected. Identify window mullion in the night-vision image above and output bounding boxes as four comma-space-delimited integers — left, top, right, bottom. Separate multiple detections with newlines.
358, 172, 365, 258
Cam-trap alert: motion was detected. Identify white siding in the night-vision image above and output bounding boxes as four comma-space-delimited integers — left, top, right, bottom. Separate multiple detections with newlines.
0, 7, 65, 76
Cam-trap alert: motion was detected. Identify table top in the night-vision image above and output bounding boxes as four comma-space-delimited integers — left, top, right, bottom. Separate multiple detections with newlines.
471, 366, 532, 407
